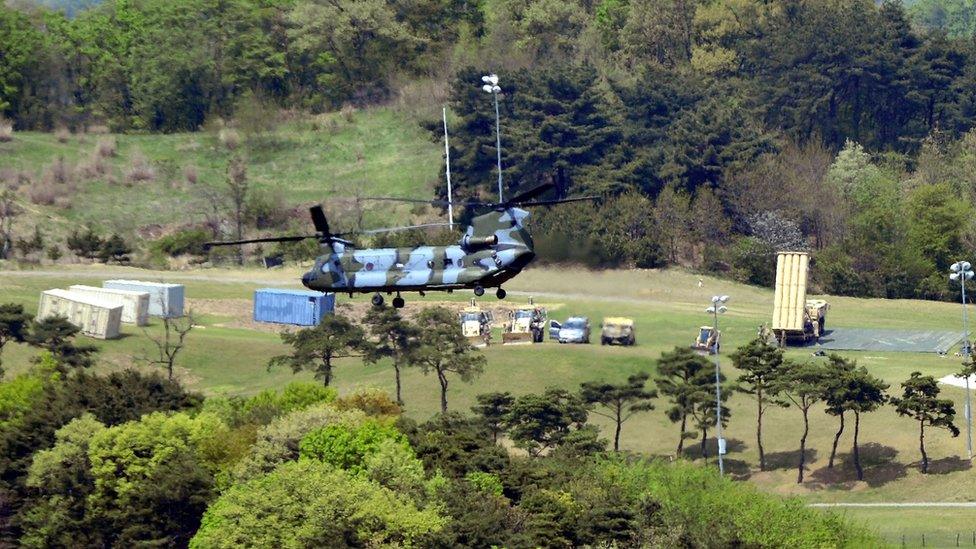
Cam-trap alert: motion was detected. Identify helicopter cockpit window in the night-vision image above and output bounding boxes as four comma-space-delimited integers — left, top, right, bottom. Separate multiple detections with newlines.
443, 258, 453, 268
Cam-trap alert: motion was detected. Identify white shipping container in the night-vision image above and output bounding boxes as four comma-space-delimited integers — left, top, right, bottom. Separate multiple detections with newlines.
102, 280, 185, 317
38, 289, 123, 340
68, 285, 150, 326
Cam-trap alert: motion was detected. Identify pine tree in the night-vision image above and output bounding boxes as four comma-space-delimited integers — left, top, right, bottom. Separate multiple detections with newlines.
892, 371, 960, 474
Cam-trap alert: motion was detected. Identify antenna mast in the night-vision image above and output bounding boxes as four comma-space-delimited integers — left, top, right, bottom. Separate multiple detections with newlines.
442, 106, 454, 231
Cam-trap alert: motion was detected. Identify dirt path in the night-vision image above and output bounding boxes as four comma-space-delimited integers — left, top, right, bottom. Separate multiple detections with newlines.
808, 502, 976, 508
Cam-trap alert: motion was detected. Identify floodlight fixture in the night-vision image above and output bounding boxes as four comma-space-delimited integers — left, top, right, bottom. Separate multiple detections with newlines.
481, 73, 504, 201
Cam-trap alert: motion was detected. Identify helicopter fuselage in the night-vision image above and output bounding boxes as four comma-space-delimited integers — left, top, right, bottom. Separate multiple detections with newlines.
301, 242, 535, 294
301, 207, 536, 296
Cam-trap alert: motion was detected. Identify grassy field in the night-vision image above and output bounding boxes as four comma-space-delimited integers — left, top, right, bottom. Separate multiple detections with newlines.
1, 264, 975, 544
0, 107, 441, 238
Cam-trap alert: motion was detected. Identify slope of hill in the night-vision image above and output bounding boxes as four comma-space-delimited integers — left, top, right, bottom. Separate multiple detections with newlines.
0, 107, 442, 242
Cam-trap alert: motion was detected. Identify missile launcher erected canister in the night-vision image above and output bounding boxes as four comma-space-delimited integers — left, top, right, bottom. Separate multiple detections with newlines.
771, 251, 829, 346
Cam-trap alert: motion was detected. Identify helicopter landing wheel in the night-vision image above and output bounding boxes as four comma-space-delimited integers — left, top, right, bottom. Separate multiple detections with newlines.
371, 293, 384, 307
392, 296, 405, 309
473, 286, 485, 297
496, 288, 506, 299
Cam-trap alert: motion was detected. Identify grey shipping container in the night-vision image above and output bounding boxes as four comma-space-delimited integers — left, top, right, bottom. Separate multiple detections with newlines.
253, 288, 334, 326
38, 289, 123, 339
69, 285, 150, 325
103, 280, 185, 317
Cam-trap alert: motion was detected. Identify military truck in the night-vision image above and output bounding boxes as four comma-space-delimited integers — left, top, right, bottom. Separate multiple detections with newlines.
771, 252, 830, 345
503, 306, 547, 344
460, 305, 493, 347
691, 325, 720, 354
600, 317, 636, 346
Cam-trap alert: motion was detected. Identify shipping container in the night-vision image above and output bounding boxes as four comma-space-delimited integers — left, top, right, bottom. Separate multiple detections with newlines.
103, 280, 185, 317
69, 285, 150, 326
253, 288, 334, 326
38, 289, 123, 339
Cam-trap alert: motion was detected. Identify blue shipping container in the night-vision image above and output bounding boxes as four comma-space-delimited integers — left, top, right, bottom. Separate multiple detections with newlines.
253, 288, 334, 326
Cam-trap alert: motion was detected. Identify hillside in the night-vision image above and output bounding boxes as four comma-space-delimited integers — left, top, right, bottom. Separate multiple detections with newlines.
0, 107, 442, 243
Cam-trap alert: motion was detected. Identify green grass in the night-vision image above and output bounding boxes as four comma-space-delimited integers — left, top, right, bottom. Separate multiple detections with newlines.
0, 264, 972, 539
0, 107, 441, 237
837, 508, 976, 548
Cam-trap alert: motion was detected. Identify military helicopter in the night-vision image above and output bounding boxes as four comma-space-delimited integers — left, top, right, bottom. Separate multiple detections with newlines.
204, 183, 593, 308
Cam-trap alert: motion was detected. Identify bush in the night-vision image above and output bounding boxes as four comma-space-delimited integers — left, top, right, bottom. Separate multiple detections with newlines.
0, 118, 12, 142
124, 150, 156, 183
152, 228, 210, 257
95, 137, 117, 158
54, 127, 70, 144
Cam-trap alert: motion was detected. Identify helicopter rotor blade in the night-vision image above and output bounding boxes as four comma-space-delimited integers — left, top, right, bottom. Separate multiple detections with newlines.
360, 197, 453, 207
336, 222, 457, 236
204, 235, 318, 249
513, 196, 600, 208
504, 183, 555, 206
309, 205, 330, 236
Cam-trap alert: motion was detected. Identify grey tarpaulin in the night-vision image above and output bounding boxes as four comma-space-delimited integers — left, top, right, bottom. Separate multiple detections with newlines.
812, 329, 961, 354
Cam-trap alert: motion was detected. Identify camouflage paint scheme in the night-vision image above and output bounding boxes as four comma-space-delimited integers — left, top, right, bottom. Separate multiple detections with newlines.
301, 208, 536, 295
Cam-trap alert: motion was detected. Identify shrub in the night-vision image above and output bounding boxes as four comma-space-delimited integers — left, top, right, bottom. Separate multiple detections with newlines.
95, 137, 116, 158
54, 127, 70, 143
0, 118, 12, 142
729, 236, 776, 287
334, 387, 402, 417
28, 184, 57, 206
124, 150, 156, 183
218, 128, 239, 151
87, 125, 110, 135
152, 228, 210, 257
183, 164, 198, 185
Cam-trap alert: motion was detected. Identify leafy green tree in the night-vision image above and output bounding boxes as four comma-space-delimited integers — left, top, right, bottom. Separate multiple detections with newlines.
580, 372, 657, 452
0, 7, 45, 117
472, 391, 514, 443
25, 316, 98, 371
413, 306, 486, 413
687, 370, 731, 461
828, 364, 889, 480
190, 460, 446, 548
19, 414, 105, 549
654, 346, 711, 455
776, 360, 829, 483
97, 233, 132, 264
0, 303, 31, 379
66, 228, 103, 261
905, 182, 970, 272
401, 412, 509, 479
84, 411, 224, 546
363, 305, 420, 406
892, 371, 960, 473
505, 387, 591, 457
822, 354, 859, 468
299, 419, 409, 474
268, 314, 365, 386
731, 336, 788, 471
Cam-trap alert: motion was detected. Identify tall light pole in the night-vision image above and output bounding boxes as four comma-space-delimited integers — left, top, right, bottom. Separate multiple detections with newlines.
481, 73, 503, 202
706, 295, 729, 476
951, 261, 973, 460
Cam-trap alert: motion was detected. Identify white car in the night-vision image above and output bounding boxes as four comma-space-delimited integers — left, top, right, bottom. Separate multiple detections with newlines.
549, 317, 591, 344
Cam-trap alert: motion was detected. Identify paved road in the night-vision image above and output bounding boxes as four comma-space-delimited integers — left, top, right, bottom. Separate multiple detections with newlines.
809, 502, 976, 508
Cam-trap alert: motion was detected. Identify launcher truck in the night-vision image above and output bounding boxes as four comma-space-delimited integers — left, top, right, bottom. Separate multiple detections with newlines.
771, 251, 829, 346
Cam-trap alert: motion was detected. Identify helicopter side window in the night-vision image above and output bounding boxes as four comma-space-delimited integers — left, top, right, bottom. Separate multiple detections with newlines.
443, 258, 453, 268
426, 259, 434, 269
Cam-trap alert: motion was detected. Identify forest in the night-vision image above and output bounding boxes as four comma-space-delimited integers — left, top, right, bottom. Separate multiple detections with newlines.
4, 0, 976, 302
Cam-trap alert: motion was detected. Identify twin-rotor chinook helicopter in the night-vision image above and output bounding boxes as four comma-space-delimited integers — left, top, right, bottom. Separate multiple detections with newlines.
205, 182, 594, 308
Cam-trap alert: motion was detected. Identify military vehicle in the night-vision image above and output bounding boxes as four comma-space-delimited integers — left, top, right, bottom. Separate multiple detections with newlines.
502, 305, 547, 344
600, 317, 635, 346
771, 252, 830, 345
460, 304, 493, 347
204, 183, 594, 308
692, 325, 720, 355
550, 317, 591, 344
